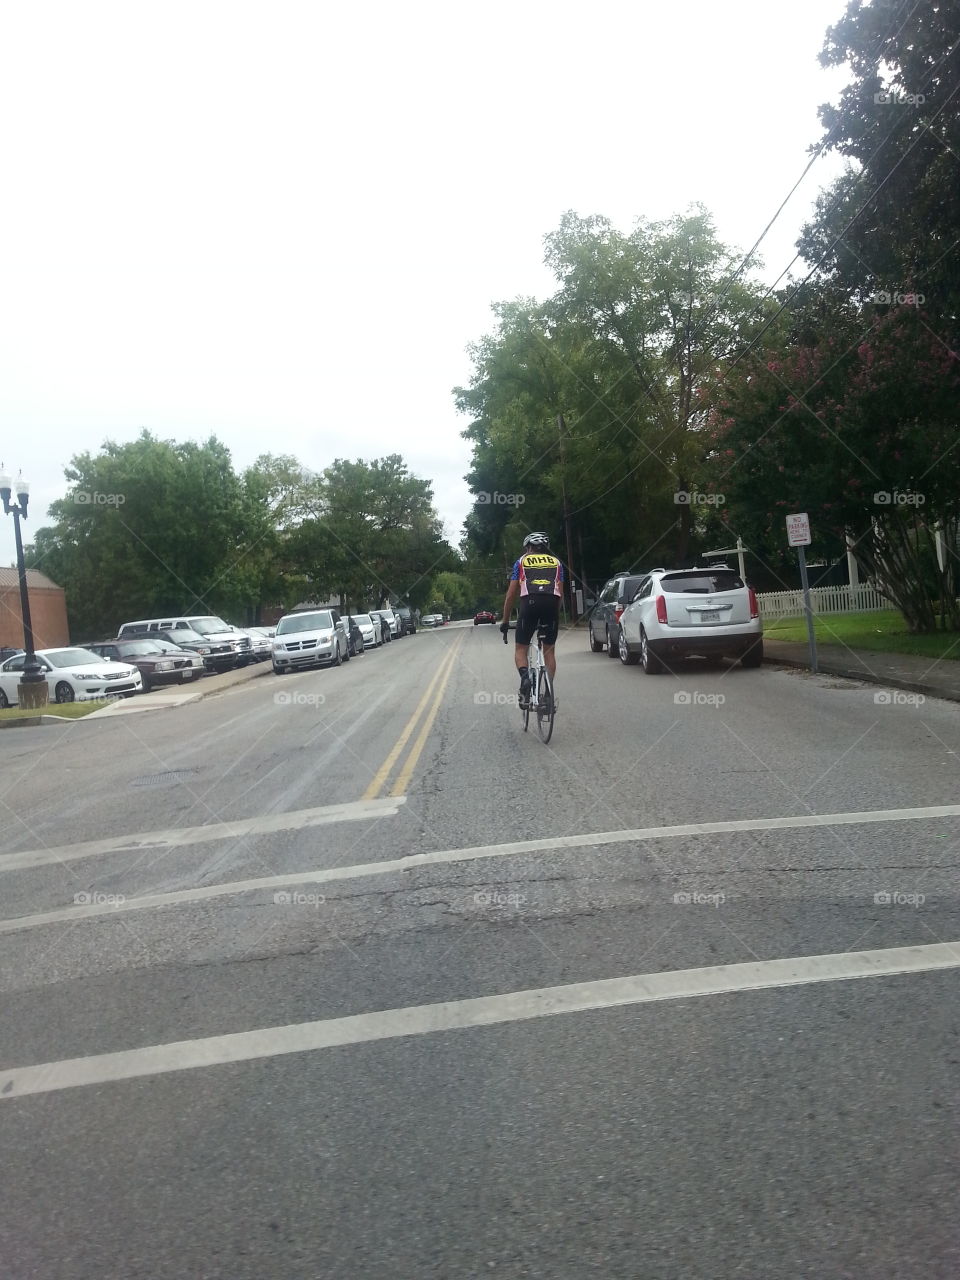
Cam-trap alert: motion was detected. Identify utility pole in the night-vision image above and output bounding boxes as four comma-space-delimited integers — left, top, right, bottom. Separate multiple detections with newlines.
557, 414, 577, 620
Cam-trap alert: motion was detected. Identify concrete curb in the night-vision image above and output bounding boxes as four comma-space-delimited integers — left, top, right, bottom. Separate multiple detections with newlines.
763, 647, 960, 704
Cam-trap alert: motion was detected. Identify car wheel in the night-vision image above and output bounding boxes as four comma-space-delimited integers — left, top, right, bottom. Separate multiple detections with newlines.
606, 625, 618, 657
142, 676, 153, 693
272, 664, 284, 675
640, 629, 664, 674
740, 638, 764, 668
332, 642, 343, 667
589, 624, 604, 653
0, 689, 9, 708
55, 681, 75, 703
618, 626, 639, 666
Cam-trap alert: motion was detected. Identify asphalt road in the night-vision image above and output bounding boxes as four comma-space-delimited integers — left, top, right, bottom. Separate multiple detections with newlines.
1, 622, 958, 1279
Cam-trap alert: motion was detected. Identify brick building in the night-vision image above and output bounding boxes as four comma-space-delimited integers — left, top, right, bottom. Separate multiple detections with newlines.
0, 567, 70, 649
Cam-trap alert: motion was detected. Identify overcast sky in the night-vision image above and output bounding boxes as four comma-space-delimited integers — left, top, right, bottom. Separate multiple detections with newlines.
0, 0, 852, 574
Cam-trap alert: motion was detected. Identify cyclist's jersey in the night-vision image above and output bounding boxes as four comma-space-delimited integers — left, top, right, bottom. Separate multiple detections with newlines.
511, 553, 564, 598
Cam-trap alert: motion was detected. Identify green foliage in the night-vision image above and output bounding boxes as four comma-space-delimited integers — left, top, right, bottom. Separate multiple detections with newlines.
26, 436, 455, 638
456, 208, 769, 585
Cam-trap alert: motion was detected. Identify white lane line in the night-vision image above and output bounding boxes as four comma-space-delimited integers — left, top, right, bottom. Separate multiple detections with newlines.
0, 797, 406, 874
3, 941, 958, 1100
2, 801, 959, 936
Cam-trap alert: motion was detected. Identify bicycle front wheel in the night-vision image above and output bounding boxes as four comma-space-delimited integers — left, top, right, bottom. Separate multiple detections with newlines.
536, 668, 555, 744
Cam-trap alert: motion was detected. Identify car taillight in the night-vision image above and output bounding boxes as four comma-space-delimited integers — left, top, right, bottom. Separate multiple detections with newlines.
748, 588, 759, 619
656, 595, 668, 624
614, 606, 624, 623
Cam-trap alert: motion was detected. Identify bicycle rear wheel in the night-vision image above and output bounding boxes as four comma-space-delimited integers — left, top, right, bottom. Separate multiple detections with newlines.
536, 668, 555, 743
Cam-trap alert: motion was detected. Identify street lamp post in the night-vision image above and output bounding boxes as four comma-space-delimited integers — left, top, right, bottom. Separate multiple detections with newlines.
0, 469, 49, 710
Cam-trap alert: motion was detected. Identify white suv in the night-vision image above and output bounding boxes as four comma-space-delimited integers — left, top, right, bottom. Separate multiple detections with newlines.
618, 566, 763, 673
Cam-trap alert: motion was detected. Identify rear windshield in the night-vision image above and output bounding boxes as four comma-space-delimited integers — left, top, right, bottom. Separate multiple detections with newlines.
661, 571, 744, 594
276, 611, 333, 634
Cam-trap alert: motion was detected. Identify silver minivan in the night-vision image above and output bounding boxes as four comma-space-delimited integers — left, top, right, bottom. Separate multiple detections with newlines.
272, 609, 349, 673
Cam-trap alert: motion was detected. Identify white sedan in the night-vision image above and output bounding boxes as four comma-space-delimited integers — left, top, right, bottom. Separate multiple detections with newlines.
352, 614, 382, 648
0, 647, 143, 705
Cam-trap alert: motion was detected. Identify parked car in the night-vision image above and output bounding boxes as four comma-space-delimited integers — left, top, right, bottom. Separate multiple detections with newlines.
588, 572, 653, 658
394, 605, 416, 636
368, 610, 393, 643
341, 616, 365, 657
0, 647, 142, 705
352, 613, 381, 649
0, 646, 24, 663
379, 607, 401, 638
239, 628, 272, 662
474, 610, 496, 625
272, 608, 349, 672
618, 566, 763, 672
420, 613, 444, 628
118, 623, 237, 673
117, 615, 254, 666
85, 638, 205, 691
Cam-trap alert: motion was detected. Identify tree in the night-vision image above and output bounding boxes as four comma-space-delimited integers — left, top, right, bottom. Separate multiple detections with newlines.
708, 299, 960, 631
287, 455, 456, 612
456, 208, 769, 578
27, 432, 255, 639
798, 0, 960, 332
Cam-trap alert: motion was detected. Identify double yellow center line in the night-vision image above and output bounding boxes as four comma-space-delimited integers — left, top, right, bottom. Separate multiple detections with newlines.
362, 632, 464, 799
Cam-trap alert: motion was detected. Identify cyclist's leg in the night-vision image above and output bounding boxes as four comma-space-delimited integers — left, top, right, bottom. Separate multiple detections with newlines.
514, 601, 536, 702
540, 601, 560, 682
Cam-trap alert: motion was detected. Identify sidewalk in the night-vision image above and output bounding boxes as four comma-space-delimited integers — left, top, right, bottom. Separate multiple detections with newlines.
763, 638, 960, 703
82, 659, 273, 718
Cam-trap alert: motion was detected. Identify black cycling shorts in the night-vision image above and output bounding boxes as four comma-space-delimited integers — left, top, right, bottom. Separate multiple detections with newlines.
516, 596, 560, 646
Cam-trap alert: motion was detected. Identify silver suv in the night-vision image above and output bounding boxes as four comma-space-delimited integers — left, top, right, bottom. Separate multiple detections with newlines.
618, 566, 763, 673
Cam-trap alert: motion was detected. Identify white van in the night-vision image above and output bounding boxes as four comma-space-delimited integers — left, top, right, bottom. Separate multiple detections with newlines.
117, 615, 253, 666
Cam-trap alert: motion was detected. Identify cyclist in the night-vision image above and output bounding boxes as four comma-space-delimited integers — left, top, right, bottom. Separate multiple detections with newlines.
500, 532, 564, 707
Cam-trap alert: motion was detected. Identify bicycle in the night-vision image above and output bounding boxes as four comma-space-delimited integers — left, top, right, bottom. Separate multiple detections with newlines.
502, 621, 555, 744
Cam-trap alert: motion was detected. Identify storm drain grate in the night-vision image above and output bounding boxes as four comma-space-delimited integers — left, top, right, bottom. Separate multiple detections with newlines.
129, 769, 199, 788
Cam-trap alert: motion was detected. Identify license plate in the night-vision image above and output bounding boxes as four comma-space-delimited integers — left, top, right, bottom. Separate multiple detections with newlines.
700, 611, 720, 622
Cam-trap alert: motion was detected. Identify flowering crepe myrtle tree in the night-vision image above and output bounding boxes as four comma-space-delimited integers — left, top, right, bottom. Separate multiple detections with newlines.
708, 306, 960, 632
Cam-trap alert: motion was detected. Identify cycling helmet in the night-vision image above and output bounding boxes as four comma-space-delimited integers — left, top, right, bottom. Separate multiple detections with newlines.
523, 531, 550, 549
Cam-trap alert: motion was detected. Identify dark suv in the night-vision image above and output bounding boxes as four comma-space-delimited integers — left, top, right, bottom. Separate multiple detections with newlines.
394, 605, 416, 636
588, 572, 654, 658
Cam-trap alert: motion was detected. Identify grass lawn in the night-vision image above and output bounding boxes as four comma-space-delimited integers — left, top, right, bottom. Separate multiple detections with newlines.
0, 699, 112, 723
763, 610, 960, 660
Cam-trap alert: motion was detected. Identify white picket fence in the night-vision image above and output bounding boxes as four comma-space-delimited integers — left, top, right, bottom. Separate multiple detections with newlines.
756, 583, 893, 620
